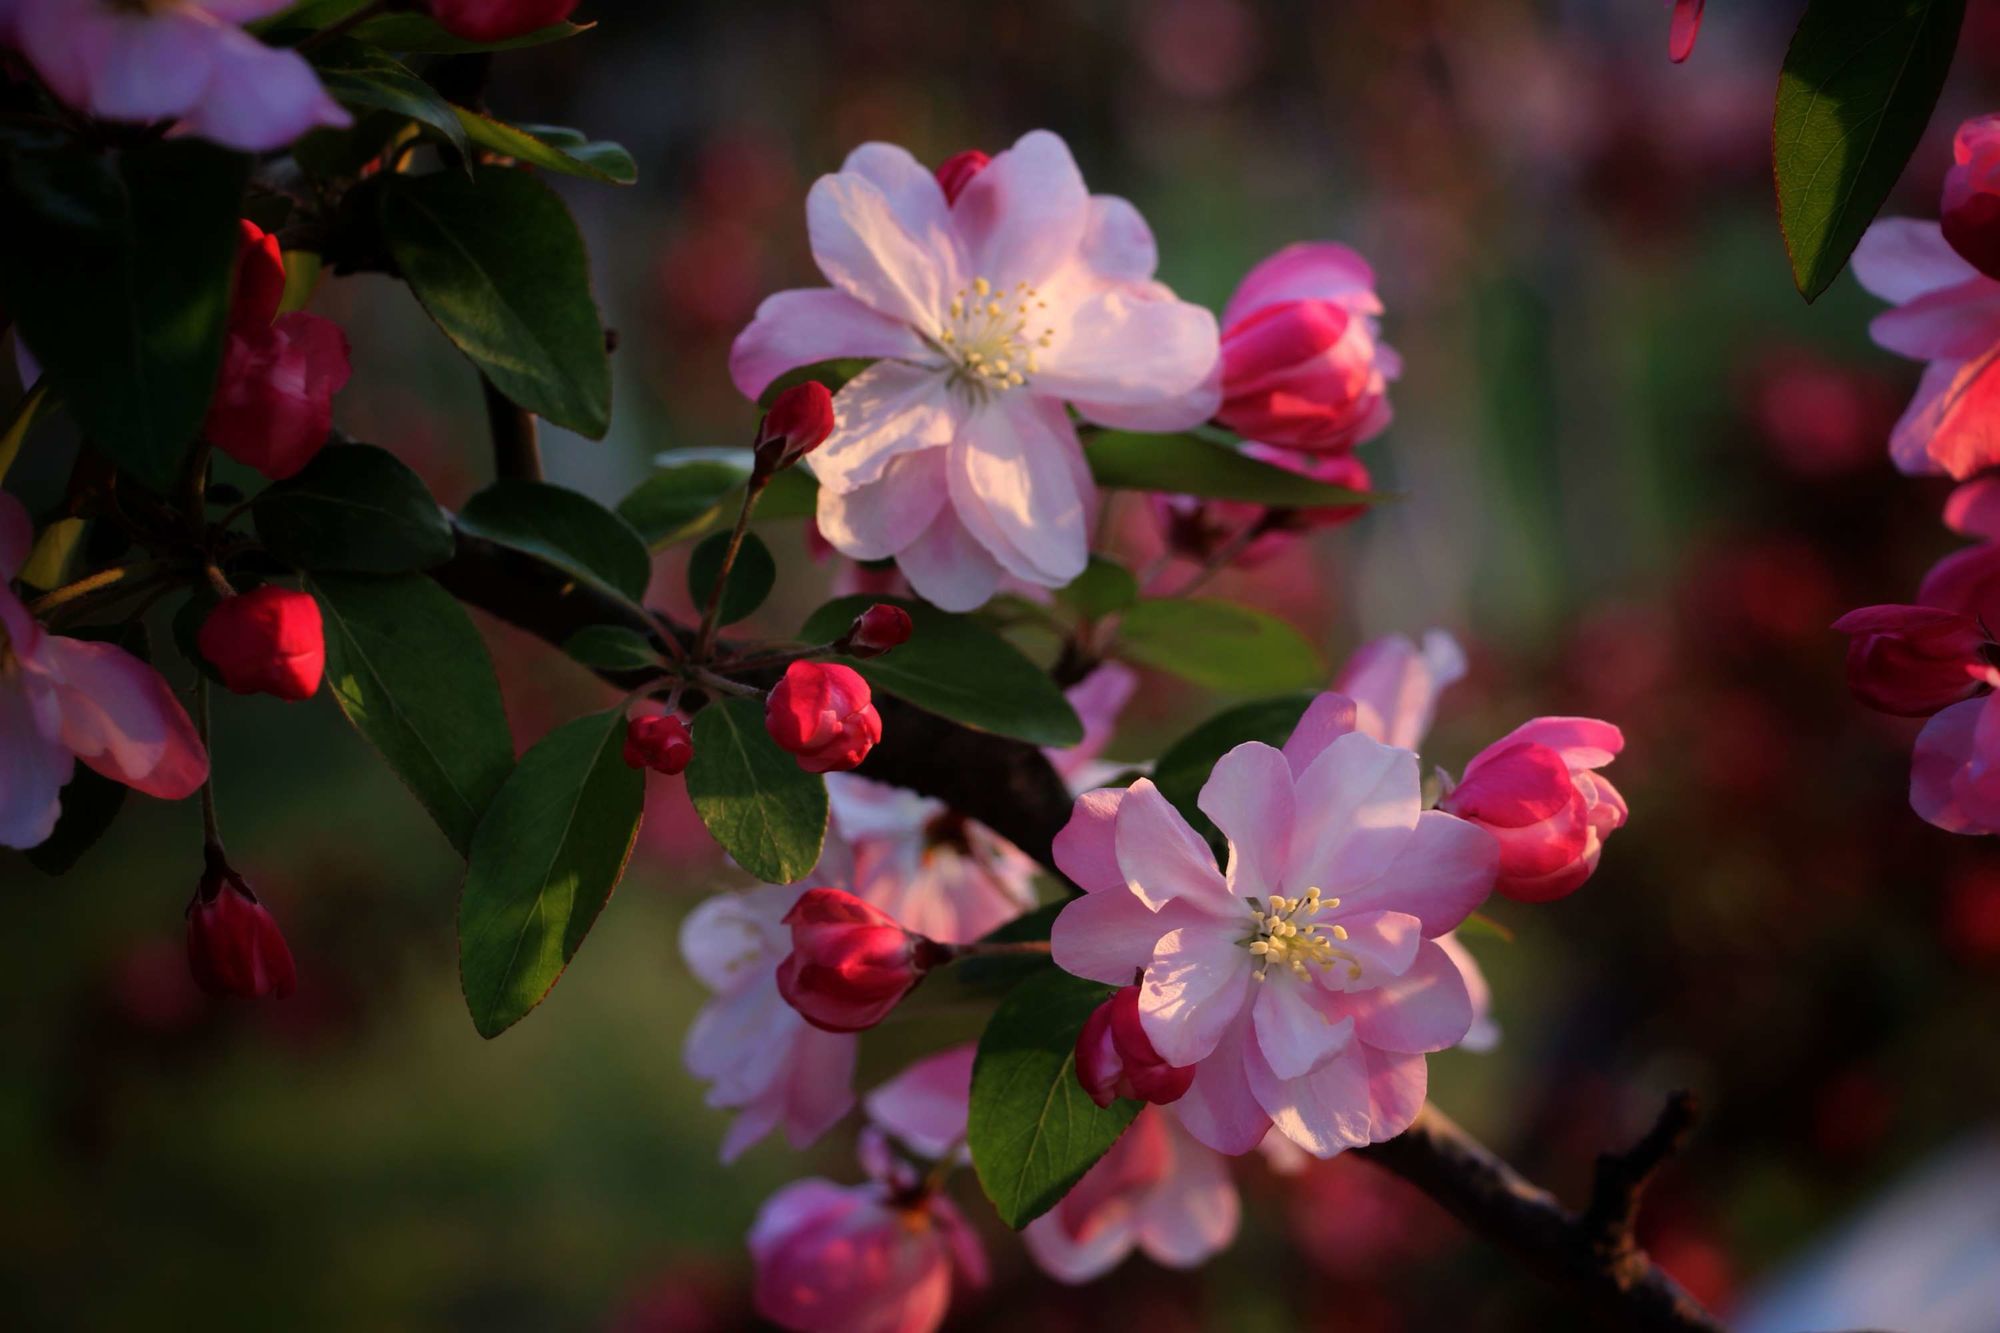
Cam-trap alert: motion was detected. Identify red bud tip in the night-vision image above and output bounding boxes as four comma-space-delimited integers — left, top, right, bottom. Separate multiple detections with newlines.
186, 863, 297, 1000
197, 585, 326, 701
934, 149, 990, 205
623, 714, 694, 775
755, 380, 837, 477
1075, 984, 1196, 1108
841, 603, 913, 658
427, 0, 580, 43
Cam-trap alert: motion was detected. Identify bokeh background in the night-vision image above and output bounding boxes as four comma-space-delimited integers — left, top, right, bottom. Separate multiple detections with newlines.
8, 1, 2000, 1329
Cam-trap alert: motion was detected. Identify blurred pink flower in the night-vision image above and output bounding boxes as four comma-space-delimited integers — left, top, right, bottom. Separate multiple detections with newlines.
2, 0, 349, 152
1, 491, 207, 849
730, 131, 1220, 610
1022, 1108, 1239, 1282
1851, 218, 2000, 479
864, 1044, 974, 1161
1046, 661, 1138, 788
1911, 670, 2000, 835
1667, 0, 1704, 64
1942, 115, 2000, 281
1336, 629, 1467, 752
1150, 448, 1371, 572
1049, 695, 1497, 1157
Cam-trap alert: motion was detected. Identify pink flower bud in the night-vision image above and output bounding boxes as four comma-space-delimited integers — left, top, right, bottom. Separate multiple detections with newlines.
776, 888, 943, 1032
841, 603, 913, 658
1217, 299, 1390, 452
197, 586, 325, 701
205, 312, 351, 480
428, 0, 580, 43
1075, 984, 1196, 1108
1834, 604, 1994, 716
1440, 718, 1627, 904
765, 661, 882, 773
229, 220, 287, 332
934, 149, 991, 205
754, 380, 837, 477
1943, 115, 2000, 282
186, 860, 296, 1000
623, 714, 694, 775
1668, 0, 1704, 64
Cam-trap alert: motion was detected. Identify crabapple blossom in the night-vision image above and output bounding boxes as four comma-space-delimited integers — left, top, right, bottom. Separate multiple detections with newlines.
0, 492, 207, 850
776, 888, 946, 1032
838, 603, 913, 658
428, 0, 580, 44
185, 859, 296, 1000
1850, 217, 2000, 478
1215, 243, 1398, 453
623, 714, 694, 775
1021, 1107, 1239, 1284
1050, 693, 1499, 1157
729, 131, 1221, 610
1, 0, 349, 152
1439, 718, 1628, 903
1912, 667, 2000, 835
1336, 628, 1468, 752
1151, 449, 1371, 570
1833, 605, 1994, 717
766, 662, 882, 773
1919, 475, 2000, 628
1075, 983, 1197, 1108
755, 380, 838, 478
864, 1045, 974, 1161
1045, 661, 1138, 789
197, 586, 325, 702
1942, 115, 2000, 281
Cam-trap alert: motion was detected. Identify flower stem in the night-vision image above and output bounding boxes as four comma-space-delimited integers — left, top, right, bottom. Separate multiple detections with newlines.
719, 640, 838, 674
196, 676, 224, 857
691, 475, 767, 663
687, 664, 765, 700
943, 938, 1052, 962
27, 561, 178, 622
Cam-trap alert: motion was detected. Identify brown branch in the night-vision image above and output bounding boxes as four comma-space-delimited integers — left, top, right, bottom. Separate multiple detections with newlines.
481, 377, 542, 483
425, 523, 1720, 1332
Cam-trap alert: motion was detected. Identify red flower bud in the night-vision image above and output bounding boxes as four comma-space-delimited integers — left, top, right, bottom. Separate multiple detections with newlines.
198, 586, 325, 701
754, 380, 837, 477
205, 312, 351, 480
623, 714, 694, 775
1439, 718, 1626, 903
230, 219, 287, 332
1835, 604, 1995, 717
1217, 298, 1390, 452
427, 0, 580, 43
934, 149, 991, 205
765, 661, 881, 773
775, 888, 943, 1031
1075, 984, 1196, 1108
841, 603, 913, 658
186, 859, 296, 1000
1943, 114, 2000, 281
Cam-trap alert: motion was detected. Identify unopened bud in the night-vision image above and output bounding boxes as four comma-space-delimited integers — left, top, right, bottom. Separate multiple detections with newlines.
623, 714, 694, 775
839, 603, 913, 659
753, 380, 836, 478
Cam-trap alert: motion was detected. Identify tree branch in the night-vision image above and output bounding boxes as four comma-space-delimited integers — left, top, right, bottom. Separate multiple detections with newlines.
426, 523, 1721, 1332
481, 377, 542, 483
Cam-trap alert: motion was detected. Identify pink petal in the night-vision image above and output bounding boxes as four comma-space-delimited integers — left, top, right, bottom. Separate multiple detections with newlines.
948, 395, 1091, 586
865, 1045, 974, 1159
1335, 630, 1467, 751
679, 882, 793, 995
1249, 1034, 1373, 1157
175, 25, 350, 152
1287, 732, 1421, 894
1869, 281, 2000, 361
1851, 219, 1983, 305
810, 362, 959, 495
1053, 887, 1211, 986
0, 675, 69, 851
1327, 939, 1473, 1053
814, 446, 951, 562
1115, 779, 1230, 912
1067, 352, 1222, 433
1485, 716, 1624, 769
1362, 1045, 1428, 1141
1052, 787, 1127, 894
952, 129, 1090, 287
1197, 741, 1295, 900
1079, 195, 1157, 282
1254, 977, 1355, 1079
1032, 286, 1221, 413
896, 502, 1007, 612
1169, 1012, 1271, 1155
1133, 1119, 1240, 1267
1322, 909, 1423, 986
780, 1026, 859, 1152
1223, 241, 1381, 328
40, 636, 206, 799
1913, 695, 2000, 833
76, 8, 211, 124
807, 169, 952, 331
1281, 692, 1359, 777
1668, 0, 1704, 63
1024, 1203, 1134, 1283
1334, 810, 1496, 936
839, 142, 957, 255
728, 287, 927, 400
1945, 476, 2000, 540
1140, 923, 1253, 1066
684, 977, 794, 1098
1888, 347, 2000, 479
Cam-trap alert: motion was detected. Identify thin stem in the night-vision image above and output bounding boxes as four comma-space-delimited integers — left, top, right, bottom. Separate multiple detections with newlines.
687, 664, 764, 700
294, 0, 389, 53
196, 677, 223, 855
1172, 515, 1277, 599
943, 939, 1052, 962
720, 640, 838, 675
27, 561, 177, 621
691, 477, 767, 663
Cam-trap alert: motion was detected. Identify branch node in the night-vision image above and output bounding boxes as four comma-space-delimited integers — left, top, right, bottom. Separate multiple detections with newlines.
1582, 1089, 1700, 1256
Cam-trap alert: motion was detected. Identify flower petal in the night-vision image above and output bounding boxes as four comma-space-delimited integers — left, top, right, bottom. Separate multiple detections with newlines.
1287, 731, 1421, 894
173, 23, 350, 153
896, 502, 1007, 612
1223, 241, 1382, 327
1361, 1045, 1427, 1141
1888, 347, 2000, 480
953, 129, 1090, 287
814, 445, 951, 562
947, 395, 1090, 586
810, 360, 959, 494
1249, 1034, 1373, 1157
840, 142, 957, 254
864, 1045, 974, 1159
780, 1025, 858, 1152
1325, 938, 1473, 1053
1140, 924, 1253, 1067
0, 674, 69, 851
1331, 810, 1496, 936
1197, 741, 1295, 900
39, 636, 207, 799
808, 169, 951, 331
1254, 977, 1355, 1080
1169, 1012, 1271, 1155
1851, 218, 1984, 305
1050, 883, 1183, 985
1080, 195, 1157, 281
1115, 779, 1230, 912
1133, 1120, 1241, 1267
728, 287, 927, 400
1033, 285, 1220, 413
1281, 692, 1360, 777
1869, 280, 2000, 361
1336, 629, 1467, 751
1052, 786, 1127, 894
1321, 910, 1424, 987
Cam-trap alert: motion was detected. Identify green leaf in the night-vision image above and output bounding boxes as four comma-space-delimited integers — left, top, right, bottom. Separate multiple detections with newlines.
687, 530, 776, 625
562, 624, 662, 672
457, 480, 651, 603
968, 968, 1139, 1229
453, 110, 636, 185
350, 13, 593, 52
1457, 911, 1515, 944
0, 141, 249, 492
311, 573, 515, 854
255, 443, 453, 574
1057, 556, 1138, 619
1152, 694, 1315, 842
22, 623, 148, 876
1775, 0, 1967, 301
458, 708, 643, 1038
757, 358, 873, 409
684, 697, 827, 884
379, 167, 612, 437
618, 458, 754, 548
799, 596, 1083, 746
1086, 431, 1381, 507
1114, 599, 1324, 693
310, 39, 470, 160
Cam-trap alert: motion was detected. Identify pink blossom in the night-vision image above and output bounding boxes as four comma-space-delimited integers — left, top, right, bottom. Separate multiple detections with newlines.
1942, 115, 2000, 281
730, 131, 1221, 610
679, 883, 859, 1163
1850, 218, 2000, 478
1, 491, 207, 849
1440, 718, 1628, 903
1215, 243, 1398, 453
4, 0, 349, 153
864, 1045, 974, 1161
1022, 1107, 1239, 1283
822, 774, 1038, 943
749, 1174, 986, 1333
1437, 933, 1499, 1052
1919, 476, 2000, 628
1335, 629, 1467, 751
1049, 693, 1498, 1157
1044, 662, 1138, 788
1150, 448, 1371, 571
1833, 604, 1994, 716
1912, 672, 2000, 835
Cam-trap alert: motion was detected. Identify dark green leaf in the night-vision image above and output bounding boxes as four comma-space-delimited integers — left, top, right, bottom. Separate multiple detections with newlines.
350, 13, 592, 52
458, 708, 643, 1037
456, 480, 651, 603
453, 110, 636, 185
1114, 599, 1324, 693
310, 39, 470, 160
757, 358, 873, 409
618, 458, 754, 548
968, 968, 1138, 1229
685, 697, 827, 884
1152, 694, 1315, 842
311, 573, 515, 854
0, 141, 250, 492
1776, 0, 1967, 300
1086, 431, 1382, 507
687, 530, 775, 625
379, 167, 612, 437
800, 596, 1082, 746
1057, 557, 1138, 619
22, 622, 148, 875
255, 443, 453, 574
562, 624, 662, 671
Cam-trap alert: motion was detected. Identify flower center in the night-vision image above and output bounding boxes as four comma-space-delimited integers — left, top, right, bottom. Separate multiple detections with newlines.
1242, 888, 1362, 982
930, 275, 1053, 402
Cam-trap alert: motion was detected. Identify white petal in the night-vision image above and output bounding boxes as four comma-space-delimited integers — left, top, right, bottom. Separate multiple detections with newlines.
808, 170, 951, 331
897, 502, 1007, 611
1140, 923, 1253, 1067
947, 395, 1089, 585
810, 361, 959, 494
728, 287, 927, 400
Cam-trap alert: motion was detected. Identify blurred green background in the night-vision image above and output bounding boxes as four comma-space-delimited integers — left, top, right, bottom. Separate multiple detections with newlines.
8, 1, 2000, 1329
